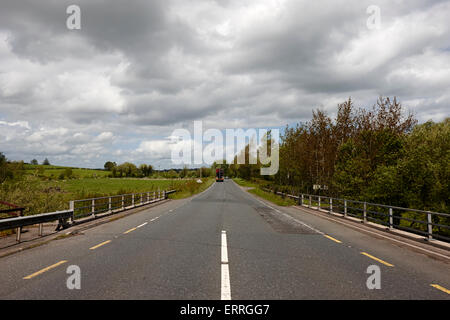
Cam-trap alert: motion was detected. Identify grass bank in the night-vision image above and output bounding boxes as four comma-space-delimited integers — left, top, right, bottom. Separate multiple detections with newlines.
168, 178, 215, 199
233, 178, 296, 207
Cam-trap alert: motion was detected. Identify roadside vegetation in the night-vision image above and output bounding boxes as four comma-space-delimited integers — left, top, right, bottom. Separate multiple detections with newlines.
168, 178, 215, 199
233, 178, 296, 207
226, 97, 450, 238
0, 155, 214, 222
224, 97, 449, 213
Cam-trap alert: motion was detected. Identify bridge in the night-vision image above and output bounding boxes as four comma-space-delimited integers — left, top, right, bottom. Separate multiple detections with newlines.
0, 180, 449, 299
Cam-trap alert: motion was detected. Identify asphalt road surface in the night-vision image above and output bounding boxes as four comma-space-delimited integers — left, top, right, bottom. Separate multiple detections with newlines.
0, 180, 449, 299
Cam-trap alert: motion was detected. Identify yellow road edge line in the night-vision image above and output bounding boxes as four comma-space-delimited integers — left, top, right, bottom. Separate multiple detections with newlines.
360, 252, 394, 267
23, 260, 68, 280
89, 240, 112, 250
324, 235, 342, 244
123, 227, 137, 234
431, 284, 450, 295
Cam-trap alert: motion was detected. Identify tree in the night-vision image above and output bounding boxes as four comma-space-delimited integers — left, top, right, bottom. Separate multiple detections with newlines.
233, 96, 421, 200
180, 166, 188, 179
112, 166, 118, 177
397, 119, 450, 213
116, 162, 138, 177
165, 170, 179, 179
139, 164, 148, 177
332, 97, 416, 200
147, 164, 153, 177
137, 164, 153, 177
42, 158, 51, 165
333, 129, 405, 201
30, 159, 38, 165
0, 152, 12, 183
104, 161, 116, 171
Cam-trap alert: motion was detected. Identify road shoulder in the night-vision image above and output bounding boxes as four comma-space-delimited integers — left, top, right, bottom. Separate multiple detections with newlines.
235, 181, 450, 263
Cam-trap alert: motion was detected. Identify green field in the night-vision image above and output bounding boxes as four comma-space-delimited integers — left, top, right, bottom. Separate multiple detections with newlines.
23, 164, 110, 179
1, 172, 214, 217
63, 178, 185, 198
62, 177, 214, 200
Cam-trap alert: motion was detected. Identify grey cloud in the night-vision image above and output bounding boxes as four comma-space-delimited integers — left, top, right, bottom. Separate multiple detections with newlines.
0, 0, 449, 168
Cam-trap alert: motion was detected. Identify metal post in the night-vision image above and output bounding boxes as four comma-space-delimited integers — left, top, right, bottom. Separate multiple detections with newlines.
122, 195, 124, 210
309, 195, 312, 208
163, 190, 166, 199
141, 193, 143, 205
38, 223, 43, 236
92, 199, 95, 217
329, 198, 333, 213
363, 202, 367, 223
69, 200, 75, 223
18, 209, 24, 241
318, 196, 321, 211
147, 192, 150, 203
389, 207, 393, 230
344, 200, 347, 217
16, 227, 21, 242
427, 212, 433, 240
132, 194, 135, 207
301, 194, 304, 206
108, 197, 112, 212
153, 191, 156, 201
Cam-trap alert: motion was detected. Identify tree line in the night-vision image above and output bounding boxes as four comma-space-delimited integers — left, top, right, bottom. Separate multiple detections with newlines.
0, 154, 215, 183
30, 158, 50, 165
103, 161, 154, 178
226, 97, 449, 214
104, 161, 214, 179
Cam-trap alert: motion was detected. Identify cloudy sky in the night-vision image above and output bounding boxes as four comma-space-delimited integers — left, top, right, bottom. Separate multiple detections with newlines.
0, 0, 449, 169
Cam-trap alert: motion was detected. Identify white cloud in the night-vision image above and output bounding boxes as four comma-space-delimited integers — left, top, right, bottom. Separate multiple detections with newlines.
0, 0, 448, 168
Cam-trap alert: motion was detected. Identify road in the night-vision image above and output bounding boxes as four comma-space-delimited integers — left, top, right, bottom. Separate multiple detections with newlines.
0, 180, 449, 299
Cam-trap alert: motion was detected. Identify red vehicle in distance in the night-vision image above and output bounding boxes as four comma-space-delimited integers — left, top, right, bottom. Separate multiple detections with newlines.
216, 168, 224, 182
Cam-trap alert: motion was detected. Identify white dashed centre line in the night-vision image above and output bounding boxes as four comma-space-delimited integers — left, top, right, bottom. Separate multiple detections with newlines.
221, 230, 231, 300
137, 222, 148, 228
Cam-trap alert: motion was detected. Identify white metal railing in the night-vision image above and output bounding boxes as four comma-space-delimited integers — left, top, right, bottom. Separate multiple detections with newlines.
70, 190, 176, 220
0, 190, 176, 243
263, 188, 450, 242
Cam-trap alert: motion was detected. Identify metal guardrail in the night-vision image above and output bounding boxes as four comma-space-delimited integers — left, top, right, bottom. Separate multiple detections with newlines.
0, 189, 177, 242
70, 189, 176, 220
263, 188, 450, 242
0, 210, 73, 242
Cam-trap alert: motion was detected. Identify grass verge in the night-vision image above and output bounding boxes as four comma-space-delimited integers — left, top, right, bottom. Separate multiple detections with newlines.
233, 178, 296, 206
168, 178, 214, 199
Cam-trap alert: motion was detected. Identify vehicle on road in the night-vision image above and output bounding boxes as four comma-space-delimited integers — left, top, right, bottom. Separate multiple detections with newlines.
216, 168, 224, 182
